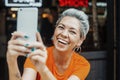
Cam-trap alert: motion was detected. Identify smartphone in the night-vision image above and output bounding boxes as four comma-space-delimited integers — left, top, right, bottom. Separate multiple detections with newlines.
17, 8, 38, 42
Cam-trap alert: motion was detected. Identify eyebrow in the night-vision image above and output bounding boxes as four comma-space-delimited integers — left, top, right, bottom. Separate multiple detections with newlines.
58, 23, 65, 27
59, 23, 78, 31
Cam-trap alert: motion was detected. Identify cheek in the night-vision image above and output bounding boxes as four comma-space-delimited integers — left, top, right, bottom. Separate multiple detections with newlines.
54, 29, 58, 35
53, 31, 58, 42
53, 31, 57, 39
70, 36, 80, 44
53, 29, 62, 37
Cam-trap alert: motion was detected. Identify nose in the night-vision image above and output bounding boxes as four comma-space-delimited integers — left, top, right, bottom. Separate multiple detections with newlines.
61, 30, 69, 38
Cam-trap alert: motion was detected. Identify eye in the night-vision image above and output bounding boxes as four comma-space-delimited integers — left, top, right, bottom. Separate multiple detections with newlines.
69, 30, 77, 35
57, 25, 64, 30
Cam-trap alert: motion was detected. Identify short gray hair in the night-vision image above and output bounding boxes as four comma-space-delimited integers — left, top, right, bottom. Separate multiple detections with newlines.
56, 8, 90, 38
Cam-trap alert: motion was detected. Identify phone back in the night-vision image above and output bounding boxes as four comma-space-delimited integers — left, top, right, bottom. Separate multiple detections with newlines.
17, 8, 38, 42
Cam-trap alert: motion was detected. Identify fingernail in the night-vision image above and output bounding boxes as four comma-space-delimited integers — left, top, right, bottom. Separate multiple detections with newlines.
31, 47, 36, 52
24, 43, 29, 47
24, 35, 29, 39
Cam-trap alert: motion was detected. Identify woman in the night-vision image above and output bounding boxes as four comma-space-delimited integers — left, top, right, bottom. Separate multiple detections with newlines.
6, 8, 90, 80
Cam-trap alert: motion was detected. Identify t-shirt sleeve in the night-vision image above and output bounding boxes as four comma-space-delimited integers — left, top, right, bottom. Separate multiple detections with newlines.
73, 56, 90, 80
24, 58, 37, 71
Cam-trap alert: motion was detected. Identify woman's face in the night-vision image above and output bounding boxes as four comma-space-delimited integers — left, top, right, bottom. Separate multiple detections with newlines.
53, 16, 82, 52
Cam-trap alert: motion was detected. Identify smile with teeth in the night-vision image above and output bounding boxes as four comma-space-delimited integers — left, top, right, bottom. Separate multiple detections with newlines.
58, 39, 69, 45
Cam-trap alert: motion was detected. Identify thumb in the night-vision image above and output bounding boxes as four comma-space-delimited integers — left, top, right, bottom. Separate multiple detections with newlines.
36, 32, 43, 43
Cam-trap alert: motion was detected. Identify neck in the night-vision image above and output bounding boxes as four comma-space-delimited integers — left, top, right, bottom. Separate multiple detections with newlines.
53, 48, 73, 65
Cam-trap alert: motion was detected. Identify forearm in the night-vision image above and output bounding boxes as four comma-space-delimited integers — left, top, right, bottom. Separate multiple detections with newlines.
38, 66, 57, 80
7, 58, 22, 80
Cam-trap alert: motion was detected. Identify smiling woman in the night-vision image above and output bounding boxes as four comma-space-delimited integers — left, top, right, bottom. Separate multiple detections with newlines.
6, 8, 90, 80
53, 16, 82, 52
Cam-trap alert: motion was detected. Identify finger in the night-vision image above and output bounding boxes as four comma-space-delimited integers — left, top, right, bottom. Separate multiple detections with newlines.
27, 42, 46, 51
28, 52, 47, 65
7, 49, 28, 57
8, 39, 31, 51
36, 32, 43, 43
10, 31, 17, 40
9, 39, 28, 46
30, 55, 45, 64
9, 44, 31, 53
29, 49, 47, 57
11, 31, 29, 40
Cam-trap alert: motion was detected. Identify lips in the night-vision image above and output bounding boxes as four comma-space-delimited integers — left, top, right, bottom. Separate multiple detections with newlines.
57, 38, 69, 45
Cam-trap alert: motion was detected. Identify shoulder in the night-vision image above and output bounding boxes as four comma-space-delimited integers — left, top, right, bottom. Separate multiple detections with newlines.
71, 52, 90, 80
72, 52, 90, 67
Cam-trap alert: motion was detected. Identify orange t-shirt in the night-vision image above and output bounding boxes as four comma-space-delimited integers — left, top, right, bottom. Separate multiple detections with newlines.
24, 46, 90, 80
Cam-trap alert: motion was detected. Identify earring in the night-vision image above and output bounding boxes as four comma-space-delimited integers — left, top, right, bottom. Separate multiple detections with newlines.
74, 46, 81, 53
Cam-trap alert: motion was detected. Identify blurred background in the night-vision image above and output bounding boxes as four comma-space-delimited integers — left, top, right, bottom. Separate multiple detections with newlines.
0, 0, 119, 80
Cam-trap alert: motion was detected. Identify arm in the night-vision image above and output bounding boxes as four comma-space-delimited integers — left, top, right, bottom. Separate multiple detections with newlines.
6, 31, 34, 80
38, 66, 57, 80
26, 32, 57, 80
7, 62, 37, 80
40, 68, 79, 80
7, 57, 22, 80
22, 68, 37, 80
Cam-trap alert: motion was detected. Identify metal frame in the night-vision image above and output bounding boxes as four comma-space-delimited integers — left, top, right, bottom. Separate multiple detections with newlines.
5, 0, 42, 7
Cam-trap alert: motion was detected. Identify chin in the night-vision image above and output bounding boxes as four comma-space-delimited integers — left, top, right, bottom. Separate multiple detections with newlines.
54, 44, 68, 52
